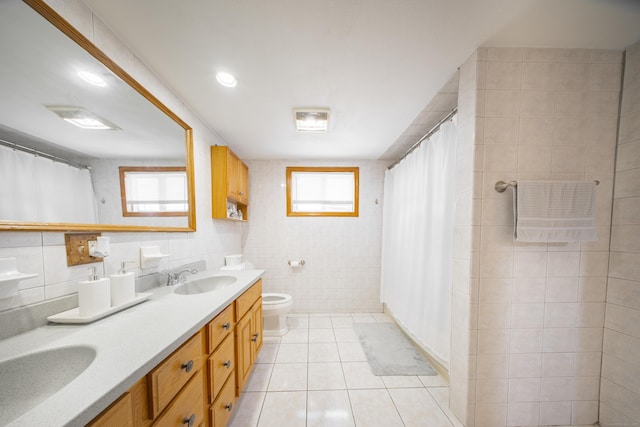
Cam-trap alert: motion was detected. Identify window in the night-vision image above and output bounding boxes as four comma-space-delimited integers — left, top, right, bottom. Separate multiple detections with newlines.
286, 167, 359, 217
119, 167, 188, 217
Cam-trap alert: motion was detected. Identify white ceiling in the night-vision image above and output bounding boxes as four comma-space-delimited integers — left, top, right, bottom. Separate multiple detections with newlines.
83, 0, 640, 161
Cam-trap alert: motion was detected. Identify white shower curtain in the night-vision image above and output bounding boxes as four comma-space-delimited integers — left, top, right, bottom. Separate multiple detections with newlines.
381, 116, 456, 367
0, 145, 98, 223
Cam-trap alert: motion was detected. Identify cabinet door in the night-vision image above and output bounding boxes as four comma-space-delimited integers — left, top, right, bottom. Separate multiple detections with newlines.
251, 299, 263, 358
237, 161, 249, 205
235, 314, 253, 394
227, 151, 240, 200
89, 392, 133, 427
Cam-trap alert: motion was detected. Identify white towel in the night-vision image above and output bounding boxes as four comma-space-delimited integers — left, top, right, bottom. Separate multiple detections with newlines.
514, 181, 597, 242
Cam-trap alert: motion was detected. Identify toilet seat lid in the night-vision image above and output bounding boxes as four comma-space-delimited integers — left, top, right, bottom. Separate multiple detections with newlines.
262, 293, 292, 304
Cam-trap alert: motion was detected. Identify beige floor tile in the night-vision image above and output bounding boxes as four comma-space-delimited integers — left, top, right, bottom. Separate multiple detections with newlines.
419, 373, 448, 387
308, 328, 336, 343
307, 390, 355, 427
257, 391, 306, 427
244, 363, 274, 392
255, 343, 279, 364
308, 362, 347, 390
381, 375, 425, 388
428, 386, 450, 406
287, 316, 309, 329
267, 363, 308, 391
280, 328, 309, 343
337, 342, 367, 362
309, 317, 334, 328
334, 328, 359, 343
389, 387, 453, 427
275, 343, 308, 363
309, 342, 341, 363
342, 361, 385, 389
348, 389, 404, 427
332, 316, 355, 328
228, 392, 265, 427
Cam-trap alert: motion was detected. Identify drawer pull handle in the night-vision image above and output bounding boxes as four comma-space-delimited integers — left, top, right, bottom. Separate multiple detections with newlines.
224, 402, 233, 412
183, 414, 196, 426
223, 360, 232, 369
181, 360, 194, 373
222, 322, 231, 330
251, 333, 259, 343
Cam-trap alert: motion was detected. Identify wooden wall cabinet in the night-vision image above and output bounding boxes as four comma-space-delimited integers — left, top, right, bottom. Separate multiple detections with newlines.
234, 280, 263, 395
210, 146, 249, 220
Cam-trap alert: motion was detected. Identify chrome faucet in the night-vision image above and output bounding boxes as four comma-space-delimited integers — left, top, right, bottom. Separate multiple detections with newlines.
166, 268, 198, 286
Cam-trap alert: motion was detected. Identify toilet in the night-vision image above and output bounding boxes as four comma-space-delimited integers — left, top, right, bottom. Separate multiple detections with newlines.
220, 255, 293, 336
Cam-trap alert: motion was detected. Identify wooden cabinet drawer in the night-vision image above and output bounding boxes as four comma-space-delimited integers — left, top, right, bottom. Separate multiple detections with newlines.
152, 371, 204, 427
210, 375, 236, 427
207, 333, 235, 403
88, 392, 132, 427
235, 280, 262, 320
207, 304, 234, 354
148, 331, 203, 419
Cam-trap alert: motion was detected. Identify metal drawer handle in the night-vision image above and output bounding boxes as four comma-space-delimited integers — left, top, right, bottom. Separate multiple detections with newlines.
251, 333, 259, 343
224, 402, 233, 412
223, 360, 232, 369
183, 414, 196, 426
222, 322, 231, 330
181, 360, 194, 373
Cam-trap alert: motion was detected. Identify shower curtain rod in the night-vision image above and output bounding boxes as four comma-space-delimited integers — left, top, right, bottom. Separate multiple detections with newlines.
387, 107, 457, 170
0, 138, 90, 170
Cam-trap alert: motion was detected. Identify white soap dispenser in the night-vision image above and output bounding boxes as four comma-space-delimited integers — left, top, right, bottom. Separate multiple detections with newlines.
78, 266, 111, 317
110, 261, 136, 306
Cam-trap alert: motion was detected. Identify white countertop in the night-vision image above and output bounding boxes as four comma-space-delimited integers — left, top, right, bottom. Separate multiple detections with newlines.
0, 269, 264, 427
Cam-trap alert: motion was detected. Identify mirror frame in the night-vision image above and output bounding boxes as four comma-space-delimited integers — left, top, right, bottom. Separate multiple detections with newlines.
0, 0, 196, 232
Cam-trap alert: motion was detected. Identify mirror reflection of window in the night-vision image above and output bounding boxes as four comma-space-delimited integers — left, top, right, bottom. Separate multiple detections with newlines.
119, 167, 188, 217
286, 167, 359, 217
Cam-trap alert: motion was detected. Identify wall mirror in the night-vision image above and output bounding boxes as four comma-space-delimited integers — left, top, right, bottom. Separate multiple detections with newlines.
0, 0, 196, 232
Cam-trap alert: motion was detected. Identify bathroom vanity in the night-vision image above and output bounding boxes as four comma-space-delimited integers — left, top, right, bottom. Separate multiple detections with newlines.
0, 269, 264, 427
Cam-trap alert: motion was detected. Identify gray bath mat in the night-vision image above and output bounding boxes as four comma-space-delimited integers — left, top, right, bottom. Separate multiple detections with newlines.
353, 322, 437, 376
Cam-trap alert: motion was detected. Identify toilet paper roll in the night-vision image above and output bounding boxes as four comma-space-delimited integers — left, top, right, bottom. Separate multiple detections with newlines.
110, 272, 135, 306
78, 278, 111, 317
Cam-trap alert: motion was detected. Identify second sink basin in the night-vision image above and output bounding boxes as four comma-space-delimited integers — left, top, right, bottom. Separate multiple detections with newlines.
0, 345, 96, 425
174, 275, 237, 295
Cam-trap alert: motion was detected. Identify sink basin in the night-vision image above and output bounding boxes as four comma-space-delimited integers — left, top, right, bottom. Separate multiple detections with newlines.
0, 345, 96, 425
174, 275, 237, 295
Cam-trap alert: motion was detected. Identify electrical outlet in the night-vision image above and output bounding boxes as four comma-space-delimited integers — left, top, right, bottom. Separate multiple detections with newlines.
65, 233, 103, 266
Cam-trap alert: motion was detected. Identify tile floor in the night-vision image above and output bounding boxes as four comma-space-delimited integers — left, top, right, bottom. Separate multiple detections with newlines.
227, 312, 462, 427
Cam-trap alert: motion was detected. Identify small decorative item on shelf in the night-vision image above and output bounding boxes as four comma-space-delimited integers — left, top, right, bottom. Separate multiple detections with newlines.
140, 246, 170, 269
0, 257, 38, 299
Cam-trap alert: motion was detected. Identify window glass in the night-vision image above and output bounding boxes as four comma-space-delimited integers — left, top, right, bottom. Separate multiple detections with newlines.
119, 167, 188, 216
286, 167, 359, 216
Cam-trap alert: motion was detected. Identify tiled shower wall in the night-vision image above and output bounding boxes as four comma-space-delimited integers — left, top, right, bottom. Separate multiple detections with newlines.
450, 46, 623, 427
242, 160, 386, 313
0, 0, 242, 314
600, 40, 640, 427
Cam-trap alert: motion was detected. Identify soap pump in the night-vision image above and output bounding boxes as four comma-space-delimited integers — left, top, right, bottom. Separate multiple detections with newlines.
78, 266, 111, 317
110, 261, 137, 306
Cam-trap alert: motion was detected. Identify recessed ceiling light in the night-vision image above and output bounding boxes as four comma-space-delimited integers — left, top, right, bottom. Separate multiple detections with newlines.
293, 108, 330, 132
77, 71, 106, 87
216, 72, 237, 88
46, 106, 121, 130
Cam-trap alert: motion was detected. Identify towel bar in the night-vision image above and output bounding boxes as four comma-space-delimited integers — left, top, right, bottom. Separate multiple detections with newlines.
495, 180, 599, 193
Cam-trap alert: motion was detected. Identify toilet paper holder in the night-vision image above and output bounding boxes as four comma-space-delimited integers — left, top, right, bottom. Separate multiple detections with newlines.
288, 260, 306, 267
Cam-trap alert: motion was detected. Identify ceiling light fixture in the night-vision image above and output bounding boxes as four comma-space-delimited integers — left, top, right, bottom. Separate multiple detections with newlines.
293, 108, 330, 132
216, 72, 237, 88
77, 71, 107, 87
46, 106, 121, 130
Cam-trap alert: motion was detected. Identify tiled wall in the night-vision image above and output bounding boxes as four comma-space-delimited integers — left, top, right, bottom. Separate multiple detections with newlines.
450, 46, 623, 427
449, 50, 479, 427
0, 0, 242, 313
242, 160, 386, 313
600, 40, 640, 427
